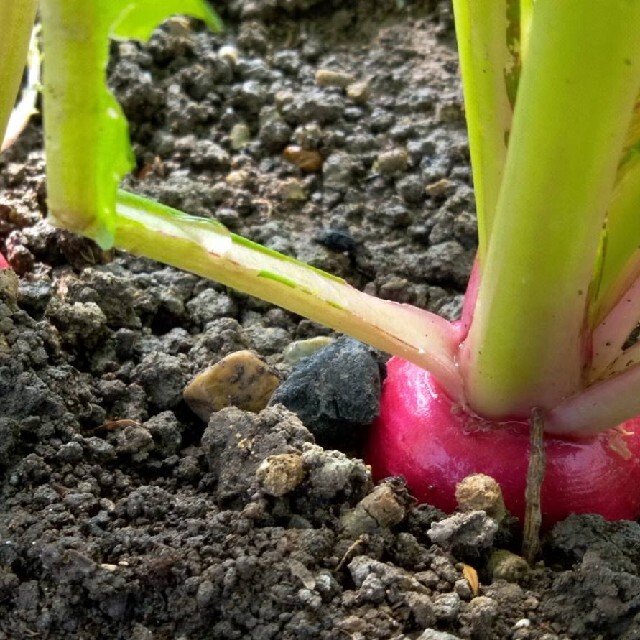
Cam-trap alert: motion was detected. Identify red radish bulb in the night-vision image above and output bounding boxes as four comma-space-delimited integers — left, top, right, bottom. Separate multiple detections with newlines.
366, 357, 640, 527
0, 253, 9, 269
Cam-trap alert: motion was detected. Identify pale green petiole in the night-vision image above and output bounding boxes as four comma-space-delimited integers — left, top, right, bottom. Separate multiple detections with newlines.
40, 0, 220, 249
0, 0, 38, 149
109, 191, 464, 400
460, 0, 640, 418
451, 0, 515, 261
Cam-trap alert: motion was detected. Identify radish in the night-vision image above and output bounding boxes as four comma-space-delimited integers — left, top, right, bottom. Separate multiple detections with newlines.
366, 358, 640, 527
10, 1, 640, 530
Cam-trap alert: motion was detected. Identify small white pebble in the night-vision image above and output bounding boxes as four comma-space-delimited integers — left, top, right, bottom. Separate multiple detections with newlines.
218, 45, 238, 65
514, 618, 531, 629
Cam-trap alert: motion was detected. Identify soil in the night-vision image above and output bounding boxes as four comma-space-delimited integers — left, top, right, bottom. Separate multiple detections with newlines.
2, 1, 640, 638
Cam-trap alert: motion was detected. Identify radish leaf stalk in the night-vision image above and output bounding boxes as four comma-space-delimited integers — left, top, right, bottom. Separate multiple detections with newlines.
0, 0, 38, 149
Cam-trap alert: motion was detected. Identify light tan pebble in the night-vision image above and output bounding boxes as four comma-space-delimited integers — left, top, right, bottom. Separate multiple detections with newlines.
341, 484, 406, 535
0, 269, 18, 306
360, 484, 407, 527
425, 177, 456, 197
315, 69, 355, 88
346, 81, 370, 104
256, 453, 305, 496
282, 336, 334, 364
282, 145, 324, 172
226, 169, 250, 187
374, 148, 409, 175
184, 350, 280, 421
277, 177, 308, 203
229, 123, 251, 149
455, 473, 506, 522
218, 45, 239, 66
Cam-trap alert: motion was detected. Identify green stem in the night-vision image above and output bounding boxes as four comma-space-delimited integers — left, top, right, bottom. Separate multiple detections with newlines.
0, 0, 38, 147
590, 154, 640, 327
40, 0, 219, 249
452, 0, 515, 261
519, 0, 533, 64
40, 0, 130, 248
461, 0, 640, 418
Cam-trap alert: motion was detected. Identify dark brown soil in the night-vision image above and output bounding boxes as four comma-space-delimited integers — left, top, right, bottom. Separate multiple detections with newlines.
2, 1, 640, 638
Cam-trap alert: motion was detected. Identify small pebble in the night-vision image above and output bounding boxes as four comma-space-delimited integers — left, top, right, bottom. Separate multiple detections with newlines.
322, 152, 355, 190
282, 336, 335, 365
283, 145, 324, 172
341, 483, 406, 534
230, 123, 251, 149
428, 511, 498, 557
488, 549, 530, 582
432, 592, 461, 622
514, 619, 531, 629
226, 169, 250, 187
315, 69, 355, 88
256, 453, 305, 497
218, 45, 239, 66
346, 81, 370, 104
277, 178, 308, 203
184, 350, 280, 421
359, 483, 406, 526
425, 177, 456, 198
269, 337, 379, 447
455, 474, 506, 522
0, 270, 19, 306
259, 117, 292, 152
375, 148, 409, 176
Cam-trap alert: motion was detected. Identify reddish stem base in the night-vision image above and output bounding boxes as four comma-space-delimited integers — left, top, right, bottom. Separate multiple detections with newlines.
366, 357, 640, 527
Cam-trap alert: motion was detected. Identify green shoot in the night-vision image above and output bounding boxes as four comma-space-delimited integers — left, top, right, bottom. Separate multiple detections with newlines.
0, 0, 38, 148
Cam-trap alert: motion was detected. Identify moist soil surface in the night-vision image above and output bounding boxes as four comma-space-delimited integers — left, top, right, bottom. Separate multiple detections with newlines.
2, 1, 640, 639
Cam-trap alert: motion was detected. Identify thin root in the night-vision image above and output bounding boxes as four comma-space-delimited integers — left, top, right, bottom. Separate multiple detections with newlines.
522, 407, 546, 565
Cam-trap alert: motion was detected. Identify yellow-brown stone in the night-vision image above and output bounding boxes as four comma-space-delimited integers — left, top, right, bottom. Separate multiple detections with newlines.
184, 350, 280, 421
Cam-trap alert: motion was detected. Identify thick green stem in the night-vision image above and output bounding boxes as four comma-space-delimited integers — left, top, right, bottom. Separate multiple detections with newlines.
452, 0, 515, 261
0, 0, 38, 147
40, 0, 129, 248
40, 0, 219, 249
461, 0, 640, 418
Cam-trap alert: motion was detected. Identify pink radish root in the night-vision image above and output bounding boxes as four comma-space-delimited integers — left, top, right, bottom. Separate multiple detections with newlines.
365, 357, 640, 527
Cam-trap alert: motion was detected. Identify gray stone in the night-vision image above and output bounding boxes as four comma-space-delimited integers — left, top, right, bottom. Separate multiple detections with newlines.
322, 152, 355, 190
269, 337, 380, 446
417, 628, 462, 640
428, 511, 498, 558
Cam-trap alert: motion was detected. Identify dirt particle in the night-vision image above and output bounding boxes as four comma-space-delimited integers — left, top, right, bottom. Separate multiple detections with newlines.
488, 549, 530, 583
425, 177, 456, 198
346, 80, 370, 104
341, 482, 408, 534
374, 147, 409, 176
256, 452, 306, 496
315, 69, 356, 88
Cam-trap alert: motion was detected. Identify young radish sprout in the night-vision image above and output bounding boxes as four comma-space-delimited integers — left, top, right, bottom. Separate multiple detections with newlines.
3, 0, 640, 528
